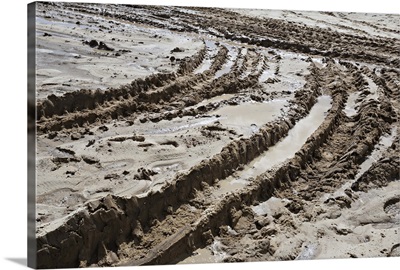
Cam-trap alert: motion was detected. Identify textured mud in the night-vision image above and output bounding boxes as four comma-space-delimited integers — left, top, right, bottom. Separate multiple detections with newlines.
34, 2, 399, 269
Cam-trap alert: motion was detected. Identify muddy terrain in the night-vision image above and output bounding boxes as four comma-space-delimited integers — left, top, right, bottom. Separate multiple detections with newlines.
33, 2, 399, 268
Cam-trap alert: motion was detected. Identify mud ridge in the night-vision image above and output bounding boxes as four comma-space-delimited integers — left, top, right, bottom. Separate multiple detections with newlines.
34, 3, 399, 268
37, 46, 229, 133
351, 136, 399, 192
119, 63, 397, 265
118, 68, 348, 266
37, 45, 274, 134
174, 67, 398, 263
36, 43, 210, 120
140, 50, 268, 124
177, 43, 207, 75
36, 64, 323, 268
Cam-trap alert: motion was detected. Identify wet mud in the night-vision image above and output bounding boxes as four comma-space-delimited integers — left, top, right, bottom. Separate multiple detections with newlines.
34, 2, 399, 268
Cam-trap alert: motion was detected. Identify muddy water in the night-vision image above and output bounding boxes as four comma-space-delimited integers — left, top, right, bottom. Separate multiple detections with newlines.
278, 56, 309, 89
356, 127, 397, 178
214, 45, 238, 79
36, 11, 204, 99
181, 96, 332, 264
296, 243, 319, 260
175, 7, 202, 15
142, 116, 219, 135
344, 75, 381, 117
363, 74, 380, 101
344, 91, 360, 117
36, 16, 87, 29
259, 64, 275, 82
196, 94, 236, 107
235, 47, 247, 70
194, 40, 218, 74
323, 126, 398, 201
210, 98, 289, 137
213, 95, 332, 196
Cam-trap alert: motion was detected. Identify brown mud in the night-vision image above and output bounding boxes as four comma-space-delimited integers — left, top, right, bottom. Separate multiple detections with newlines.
34, 2, 399, 268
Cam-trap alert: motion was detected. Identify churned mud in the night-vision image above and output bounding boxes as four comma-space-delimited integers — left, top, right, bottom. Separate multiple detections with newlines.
34, 2, 399, 268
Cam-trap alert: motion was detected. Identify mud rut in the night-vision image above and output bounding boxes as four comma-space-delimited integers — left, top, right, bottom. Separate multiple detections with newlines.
35, 3, 399, 268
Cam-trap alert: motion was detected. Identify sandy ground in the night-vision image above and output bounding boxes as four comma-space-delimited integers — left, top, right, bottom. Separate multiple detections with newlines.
33, 2, 399, 268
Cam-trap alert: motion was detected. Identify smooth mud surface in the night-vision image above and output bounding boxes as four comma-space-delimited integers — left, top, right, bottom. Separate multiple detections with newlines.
33, 2, 399, 268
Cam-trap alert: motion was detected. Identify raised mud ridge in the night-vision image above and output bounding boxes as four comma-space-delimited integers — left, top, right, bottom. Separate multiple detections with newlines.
36, 43, 207, 120
351, 136, 399, 192
117, 64, 398, 266
36, 44, 227, 132
35, 3, 399, 268
36, 42, 271, 134
36, 59, 399, 270
36, 63, 322, 268
118, 68, 349, 266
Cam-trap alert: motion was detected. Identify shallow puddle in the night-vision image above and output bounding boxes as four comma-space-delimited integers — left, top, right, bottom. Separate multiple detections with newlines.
323, 126, 397, 200
364, 74, 380, 101
36, 16, 90, 31
355, 127, 397, 178
210, 98, 289, 137
145, 116, 219, 135
259, 65, 275, 83
344, 75, 381, 117
296, 243, 320, 260
344, 91, 360, 117
214, 45, 238, 79
194, 40, 218, 74
196, 94, 236, 107
213, 95, 332, 196
175, 7, 202, 15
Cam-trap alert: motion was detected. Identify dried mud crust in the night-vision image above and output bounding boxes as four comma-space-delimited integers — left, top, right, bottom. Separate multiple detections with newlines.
35, 3, 399, 269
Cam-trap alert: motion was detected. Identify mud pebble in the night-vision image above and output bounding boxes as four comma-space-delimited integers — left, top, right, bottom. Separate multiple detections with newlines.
71, 133, 81, 140
104, 173, 119, 180
170, 47, 185, 53
98, 41, 114, 51
88, 39, 98, 48
86, 139, 95, 147
98, 125, 109, 132
81, 155, 99, 164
